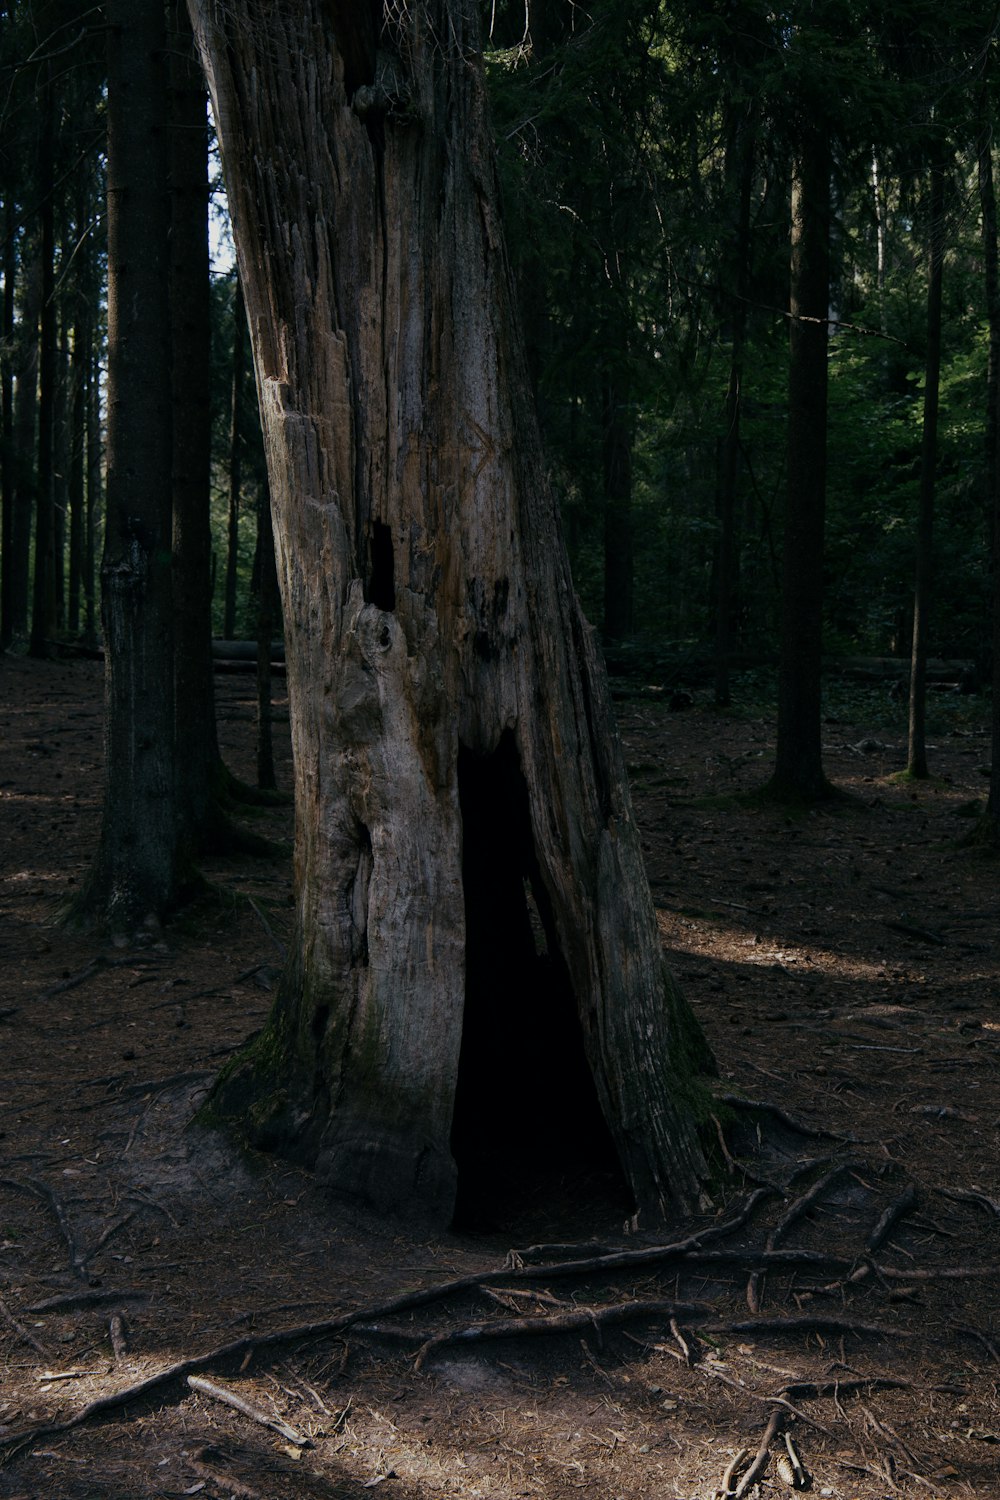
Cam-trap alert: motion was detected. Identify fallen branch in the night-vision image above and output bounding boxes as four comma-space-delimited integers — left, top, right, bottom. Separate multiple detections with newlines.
109, 1313, 128, 1361
186, 1374, 310, 1446
716, 1445, 750, 1499
732, 1409, 783, 1499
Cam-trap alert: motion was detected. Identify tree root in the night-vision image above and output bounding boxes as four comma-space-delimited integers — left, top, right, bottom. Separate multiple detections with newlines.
715, 1092, 865, 1143
0, 1176, 86, 1280
748, 1163, 852, 1311
412, 1298, 710, 1371
867, 1182, 918, 1252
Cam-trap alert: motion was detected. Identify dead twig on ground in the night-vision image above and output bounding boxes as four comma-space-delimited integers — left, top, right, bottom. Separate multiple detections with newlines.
186, 1373, 310, 1446
109, 1312, 128, 1360
728, 1408, 783, 1499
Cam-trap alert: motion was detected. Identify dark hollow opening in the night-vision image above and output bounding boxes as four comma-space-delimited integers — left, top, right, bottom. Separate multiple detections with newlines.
451, 730, 632, 1234
368, 520, 395, 612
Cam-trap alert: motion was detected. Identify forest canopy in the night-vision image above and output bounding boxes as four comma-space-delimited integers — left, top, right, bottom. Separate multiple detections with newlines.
2, 0, 1000, 690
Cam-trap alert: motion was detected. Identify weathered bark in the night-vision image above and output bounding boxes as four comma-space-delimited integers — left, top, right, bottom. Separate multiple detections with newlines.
767, 124, 833, 801
907, 158, 945, 780
1, 201, 15, 650
255, 477, 278, 792
189, 0, 713, 1225
77, 0, 180, 931
223, 277, 245, 641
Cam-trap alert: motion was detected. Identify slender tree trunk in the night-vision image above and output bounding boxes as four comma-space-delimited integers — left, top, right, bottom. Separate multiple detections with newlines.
68, 304, 87, 636
872, 148, 887, 336
189, 0, 713, 1226
10, 236, 41, 642
977, 117, 1000, 839
714, 102, 755, 707
907, 158, 945, 780
54, 307, 70, 631
77, 0, 180, 931
169, 0, 223, 851
29, 64, 57, 658
83, 337, 101, 646
224, 277, 245, 641
768, 124, 832, 800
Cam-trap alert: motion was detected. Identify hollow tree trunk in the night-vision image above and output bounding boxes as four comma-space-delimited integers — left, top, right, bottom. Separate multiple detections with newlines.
189, 0, 712, 1225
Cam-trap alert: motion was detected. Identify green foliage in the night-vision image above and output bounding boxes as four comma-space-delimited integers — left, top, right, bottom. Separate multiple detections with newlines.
486, 0, 1000, 679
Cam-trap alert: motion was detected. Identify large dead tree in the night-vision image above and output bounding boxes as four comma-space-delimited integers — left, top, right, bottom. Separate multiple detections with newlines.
188, 0, 713, 1224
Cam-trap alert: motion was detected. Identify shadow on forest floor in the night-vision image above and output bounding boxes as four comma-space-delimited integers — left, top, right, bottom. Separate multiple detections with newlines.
0, 653, 998, 1500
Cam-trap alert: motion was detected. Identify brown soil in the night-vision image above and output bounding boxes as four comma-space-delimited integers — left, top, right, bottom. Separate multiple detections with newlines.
1, 653, 998, 1500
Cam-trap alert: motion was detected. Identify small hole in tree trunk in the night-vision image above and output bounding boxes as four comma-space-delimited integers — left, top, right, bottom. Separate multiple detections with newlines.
451, 731, 632, 1235
368, 520, 395, 612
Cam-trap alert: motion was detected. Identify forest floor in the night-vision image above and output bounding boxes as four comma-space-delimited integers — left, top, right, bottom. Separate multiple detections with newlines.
1, 652, 999, 1500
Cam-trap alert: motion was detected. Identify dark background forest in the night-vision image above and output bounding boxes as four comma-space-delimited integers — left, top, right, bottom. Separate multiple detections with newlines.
5, 0, 1000, 745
